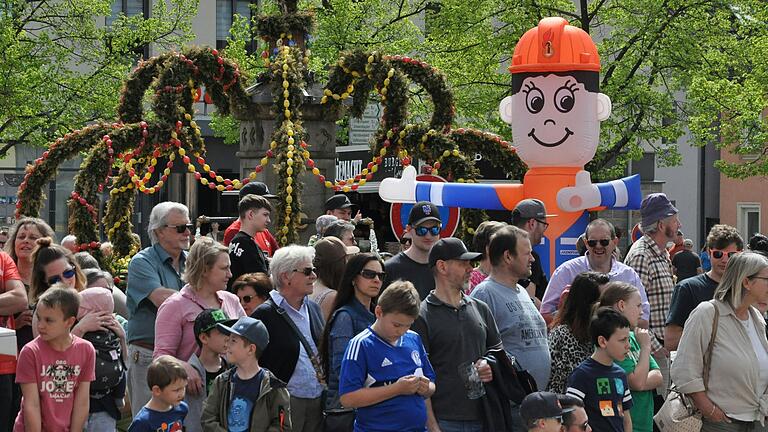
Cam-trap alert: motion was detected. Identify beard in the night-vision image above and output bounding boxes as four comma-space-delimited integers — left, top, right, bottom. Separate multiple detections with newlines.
664, 225, 676, 241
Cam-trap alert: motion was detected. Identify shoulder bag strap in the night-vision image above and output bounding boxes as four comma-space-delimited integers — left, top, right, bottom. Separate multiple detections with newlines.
702, 300, 720, 389
267, 299, 326, 384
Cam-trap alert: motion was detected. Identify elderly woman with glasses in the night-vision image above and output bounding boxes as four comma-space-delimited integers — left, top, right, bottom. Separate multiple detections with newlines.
320, 253, 384, 412
251, 244, 326, 432
673, 252, 768, 432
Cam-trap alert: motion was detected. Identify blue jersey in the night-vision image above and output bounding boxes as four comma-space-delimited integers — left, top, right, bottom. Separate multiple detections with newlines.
339, 327, 436, 432
128, 401, 188, 432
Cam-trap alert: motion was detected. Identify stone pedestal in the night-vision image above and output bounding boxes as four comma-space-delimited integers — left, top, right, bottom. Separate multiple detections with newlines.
236, 81, 343, 243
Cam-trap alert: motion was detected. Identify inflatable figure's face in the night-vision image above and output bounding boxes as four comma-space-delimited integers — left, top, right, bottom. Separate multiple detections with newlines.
499, 74, 611, 168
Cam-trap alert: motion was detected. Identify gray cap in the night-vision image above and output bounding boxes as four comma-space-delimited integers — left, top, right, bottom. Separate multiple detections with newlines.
315, 215, 338, 235
640, 193, 678, 228
217, 317, 269, 352
512, 199, 557, 223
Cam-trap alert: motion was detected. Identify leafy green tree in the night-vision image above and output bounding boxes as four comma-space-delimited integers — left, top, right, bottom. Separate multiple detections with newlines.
219, 0, 768, 179
0, 0, 198, 157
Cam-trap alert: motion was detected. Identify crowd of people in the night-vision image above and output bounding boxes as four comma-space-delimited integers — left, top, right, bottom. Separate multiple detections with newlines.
1, 182, 768, 432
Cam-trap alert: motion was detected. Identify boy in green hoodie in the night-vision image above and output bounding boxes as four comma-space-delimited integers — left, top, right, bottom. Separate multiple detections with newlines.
201, 316, 291, 432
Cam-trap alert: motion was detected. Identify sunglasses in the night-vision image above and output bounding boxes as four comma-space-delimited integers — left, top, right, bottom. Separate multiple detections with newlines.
535, 219, 550, 230
47, 267, 76, 285
587, 239, 611, 248
400, 237, 412, 245
165, 223, 194, 234
293, 267, 317, 276
568, 420, 589, 431
360, 269, 386, 280
414, 226, 441, 236
240, 295, 255, 303
711, 250, 739, 259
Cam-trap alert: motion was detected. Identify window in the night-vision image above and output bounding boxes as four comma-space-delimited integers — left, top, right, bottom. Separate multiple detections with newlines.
737, 203, 761, 241
216, 0, 256, 51
107, 0, 147, 26
630, 152, 656, 182
107, 0, 149, 59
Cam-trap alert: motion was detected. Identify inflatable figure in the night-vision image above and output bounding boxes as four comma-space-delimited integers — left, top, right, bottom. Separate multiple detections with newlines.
379, 17, 642, 276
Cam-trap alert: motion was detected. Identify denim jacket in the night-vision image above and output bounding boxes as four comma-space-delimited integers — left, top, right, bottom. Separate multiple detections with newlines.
326, 299, 375, 409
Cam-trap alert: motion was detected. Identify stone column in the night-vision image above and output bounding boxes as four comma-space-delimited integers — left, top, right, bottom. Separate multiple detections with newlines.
236, 81, 342, 243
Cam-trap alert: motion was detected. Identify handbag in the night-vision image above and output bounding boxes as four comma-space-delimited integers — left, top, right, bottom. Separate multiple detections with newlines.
323, 409, 355, 432
654, 302, 720, 432
322, 308, 356, 432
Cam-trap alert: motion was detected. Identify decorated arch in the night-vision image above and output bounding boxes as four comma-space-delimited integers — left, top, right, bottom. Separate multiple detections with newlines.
15, 5, 526, 274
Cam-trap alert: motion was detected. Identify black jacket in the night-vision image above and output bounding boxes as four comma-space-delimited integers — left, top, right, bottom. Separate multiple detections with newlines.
480, 349, 538, 432
251, 297, 325, 384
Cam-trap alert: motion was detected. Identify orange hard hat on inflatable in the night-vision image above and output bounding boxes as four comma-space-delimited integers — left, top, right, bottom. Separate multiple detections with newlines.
509, 17, 600, 74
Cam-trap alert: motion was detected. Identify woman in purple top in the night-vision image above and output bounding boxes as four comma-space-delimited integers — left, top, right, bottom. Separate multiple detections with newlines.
154, 237, 245, 397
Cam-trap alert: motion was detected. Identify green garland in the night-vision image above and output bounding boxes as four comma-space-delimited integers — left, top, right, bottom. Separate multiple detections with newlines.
17, 47, 252, 275
321, 50, 526, 240
269, 46, 309, 245
256, 12, 315, 41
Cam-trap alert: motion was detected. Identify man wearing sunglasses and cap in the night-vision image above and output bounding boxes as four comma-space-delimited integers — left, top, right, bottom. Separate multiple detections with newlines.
511, 199, 556, 304
665, 224, 743, 351
412, 237, 501, 432
541, 219, 650, 327
383, 201, 443, 300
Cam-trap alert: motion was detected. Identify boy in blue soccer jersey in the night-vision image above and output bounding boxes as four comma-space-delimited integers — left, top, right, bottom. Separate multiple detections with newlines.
566, 308, 633, 432
339, 281, 436, 432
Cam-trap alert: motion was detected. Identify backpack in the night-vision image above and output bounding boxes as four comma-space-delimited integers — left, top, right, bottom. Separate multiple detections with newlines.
82, 329, 125, 396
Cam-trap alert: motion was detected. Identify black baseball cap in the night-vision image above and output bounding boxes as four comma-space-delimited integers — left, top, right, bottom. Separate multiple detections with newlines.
240, 181, 277, 199
520, 391, 575, 425
325, 194, 354, 211
428, 237, 482, 267
193, 309, 231, 344
408, 201, 441, 227
217, 316, 270, 352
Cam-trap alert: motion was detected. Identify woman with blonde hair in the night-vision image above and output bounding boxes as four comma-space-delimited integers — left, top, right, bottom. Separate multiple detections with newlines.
153, 237, 245, 431
673, 252, 768, 432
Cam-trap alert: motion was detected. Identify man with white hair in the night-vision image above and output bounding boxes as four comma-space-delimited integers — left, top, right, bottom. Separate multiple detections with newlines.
61, 234, 78, 253
251, 245, 325, 432
125, 201, 191, 414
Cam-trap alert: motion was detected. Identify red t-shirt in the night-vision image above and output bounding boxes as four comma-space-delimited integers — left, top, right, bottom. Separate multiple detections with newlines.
14, 336, 96, 432
223, 219, 279, 257
0, 252, 22, 374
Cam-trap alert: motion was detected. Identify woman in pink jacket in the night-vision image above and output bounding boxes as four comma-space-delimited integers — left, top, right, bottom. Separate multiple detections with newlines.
153, 237, 245, 430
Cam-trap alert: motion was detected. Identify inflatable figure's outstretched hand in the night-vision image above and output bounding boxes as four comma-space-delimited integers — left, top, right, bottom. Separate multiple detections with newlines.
557, 170, 601, 212
379, 165, 417, 203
